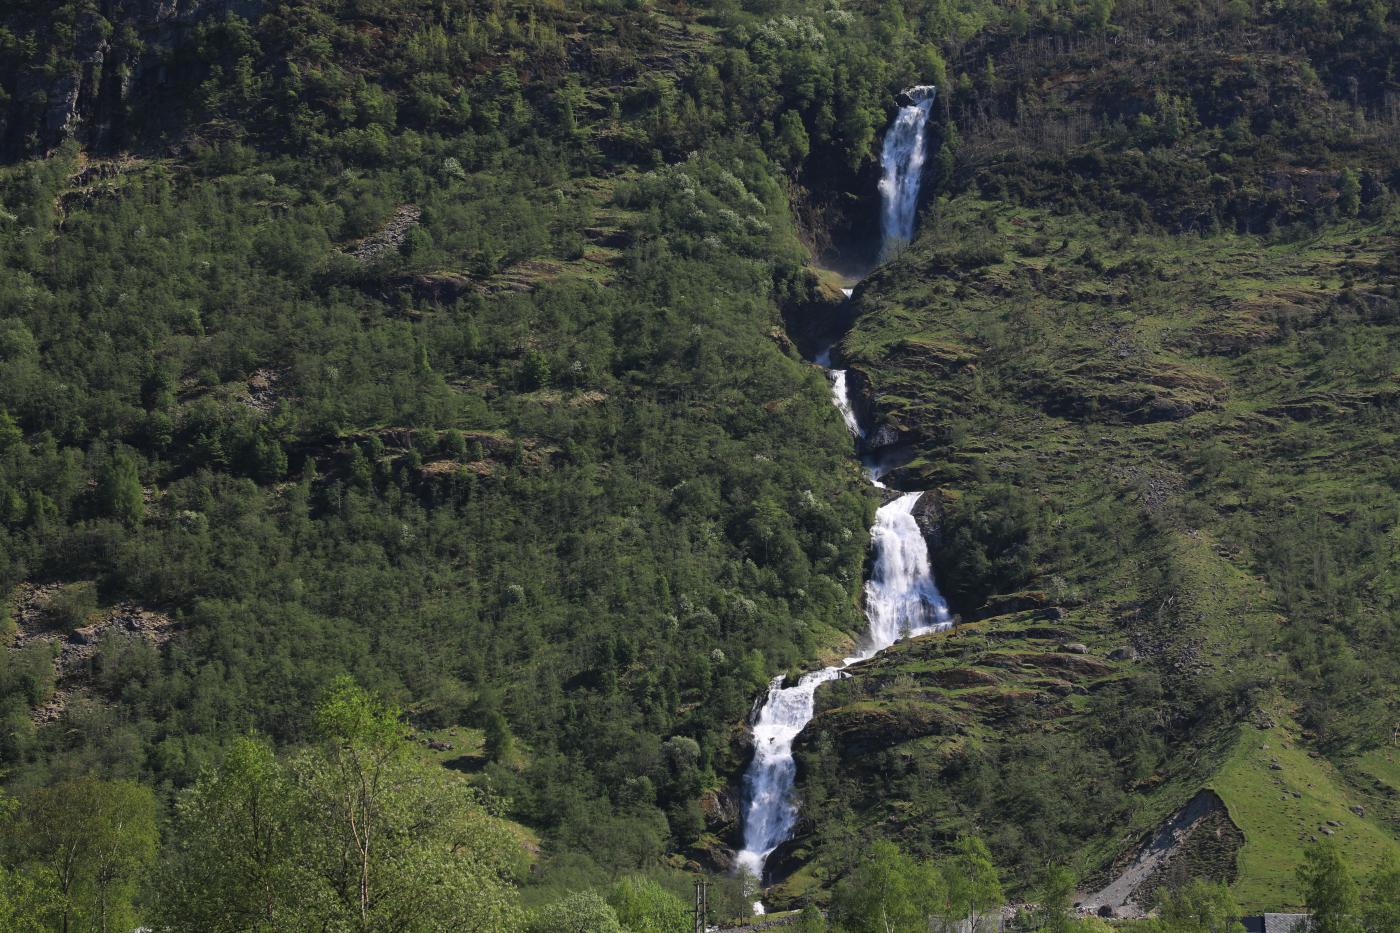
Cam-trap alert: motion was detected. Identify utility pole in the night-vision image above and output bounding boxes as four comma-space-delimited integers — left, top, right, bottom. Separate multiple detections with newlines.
693, 878, 709, 933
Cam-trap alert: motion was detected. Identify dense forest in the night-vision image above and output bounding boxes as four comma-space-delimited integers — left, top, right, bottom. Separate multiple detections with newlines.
0, 0, 1399, 928
0, 0, 956, 925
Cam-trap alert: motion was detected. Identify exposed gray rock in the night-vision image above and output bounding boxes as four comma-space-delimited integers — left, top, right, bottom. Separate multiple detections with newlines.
349, 205, 422, 263
867, 422, 904, 450
895, 85, 937, 107
1146, 396, 1196, 421
69, 625, 102, 645
6, 0, 268, 155
1086, 789, 1235, 917
910, 490, 945, 548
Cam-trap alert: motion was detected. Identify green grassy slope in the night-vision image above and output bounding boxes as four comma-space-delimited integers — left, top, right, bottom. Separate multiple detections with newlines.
1212, 723, 1400, 909
793, 0, 1400, 907
815, 192, 1400, 904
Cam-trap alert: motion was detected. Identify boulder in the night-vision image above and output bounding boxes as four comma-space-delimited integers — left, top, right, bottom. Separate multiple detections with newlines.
1109, 646, 1138, 661
1146, 396, 1196, 421
970, 592, 1048, 621
687, 839, 736, 875
69, 625, 102, 645
700, 788, 741, 838
867, 423, 905, 450
408, 273, 474, 304
895, 85, 937, 107
931, 667, 1001, 689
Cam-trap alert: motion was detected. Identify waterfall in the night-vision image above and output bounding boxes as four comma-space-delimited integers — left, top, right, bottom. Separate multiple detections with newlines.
813, 350, 863, 439
878, 85, 937, 258
863, 493, 949, 648
734, 396, 950, 905
734, 86, 950, 913
733, 667, 843, 888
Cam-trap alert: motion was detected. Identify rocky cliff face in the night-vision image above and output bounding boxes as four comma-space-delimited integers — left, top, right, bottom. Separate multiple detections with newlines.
1, 0, 264, 158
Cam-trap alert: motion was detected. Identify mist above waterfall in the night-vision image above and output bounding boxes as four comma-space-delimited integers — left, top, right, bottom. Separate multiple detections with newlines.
878, 85, 937, 259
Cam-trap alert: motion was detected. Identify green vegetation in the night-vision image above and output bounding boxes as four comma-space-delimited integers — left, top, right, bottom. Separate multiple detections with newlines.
1, 0, 1399, 924
153, 677, 526, 931
1211, 725, 1400, 909
0, 678, 723, 930
757, 837, 1400, 933
786, 0, 1400, 913
823, 195, 1400, 904
827, 835, 1004, 933
5, 775, 156, 933
0, 0, 947, 905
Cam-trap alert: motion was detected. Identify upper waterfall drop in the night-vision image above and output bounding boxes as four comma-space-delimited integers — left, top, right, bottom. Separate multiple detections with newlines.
878, 85, 937, 259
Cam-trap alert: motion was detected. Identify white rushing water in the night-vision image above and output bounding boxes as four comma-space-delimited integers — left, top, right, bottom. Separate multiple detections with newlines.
735, 86, 944, 912
878, 85, 937, 258
813, 350, 863, 439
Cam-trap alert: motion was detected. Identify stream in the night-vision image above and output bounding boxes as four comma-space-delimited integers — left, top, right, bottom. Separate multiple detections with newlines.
734, 85, 948, 912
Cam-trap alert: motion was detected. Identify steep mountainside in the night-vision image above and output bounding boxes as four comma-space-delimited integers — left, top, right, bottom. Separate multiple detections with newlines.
1, 0, 1399, 924
787, 0, 1400, 912
0, 0, 920, 902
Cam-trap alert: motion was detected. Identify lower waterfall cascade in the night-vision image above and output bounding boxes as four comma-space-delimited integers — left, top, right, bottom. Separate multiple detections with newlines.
732, 354, 952, 908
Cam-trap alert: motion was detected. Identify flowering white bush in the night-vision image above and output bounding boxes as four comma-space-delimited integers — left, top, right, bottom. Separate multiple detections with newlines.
756, 15, 825, 49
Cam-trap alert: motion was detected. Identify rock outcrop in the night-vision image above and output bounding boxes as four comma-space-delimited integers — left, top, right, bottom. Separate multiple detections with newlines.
3, 0, 267, 158
347, 206, 422, 263
1085, 790, 1243, 918
9, 584, 180, 724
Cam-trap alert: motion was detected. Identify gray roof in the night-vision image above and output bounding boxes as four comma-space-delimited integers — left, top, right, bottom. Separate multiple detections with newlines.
1243, 914, 1309, 933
